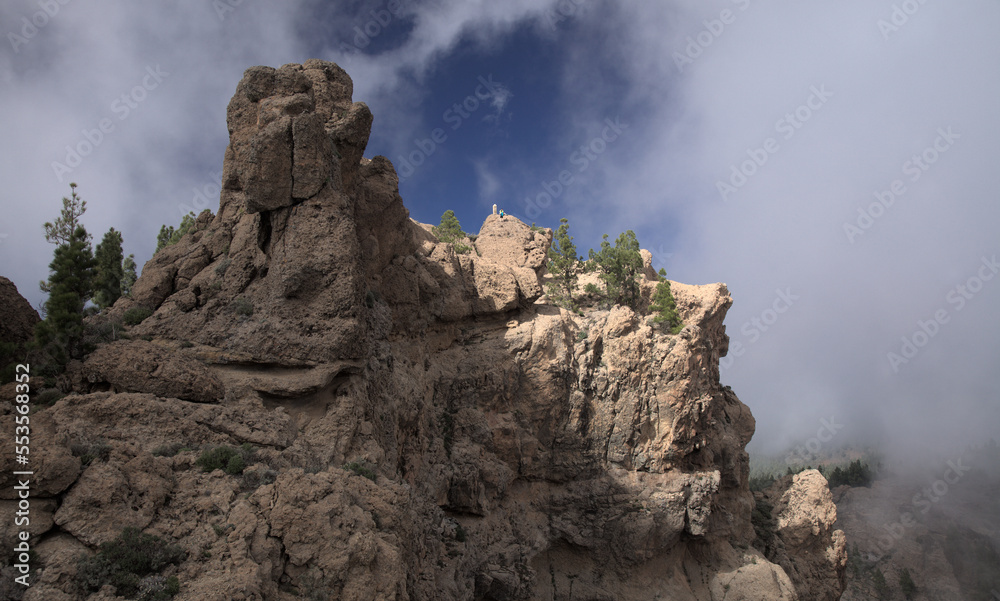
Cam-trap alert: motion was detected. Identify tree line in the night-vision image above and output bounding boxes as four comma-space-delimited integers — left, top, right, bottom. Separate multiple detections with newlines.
436, 211, 682, 333
28, 184, 138, 379
548, 217, 682, 333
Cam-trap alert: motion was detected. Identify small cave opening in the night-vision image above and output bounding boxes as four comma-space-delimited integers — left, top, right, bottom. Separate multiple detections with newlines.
258, 211, 272, 254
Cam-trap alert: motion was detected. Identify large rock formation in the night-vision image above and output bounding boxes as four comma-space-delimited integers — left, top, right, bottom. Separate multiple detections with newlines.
1, 61, 845, 601
753, 471, 847, 601
0, 276, 40, 380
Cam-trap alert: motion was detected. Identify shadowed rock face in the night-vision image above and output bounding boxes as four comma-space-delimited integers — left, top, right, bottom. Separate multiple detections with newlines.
2, 61, 845, 601
0, 275, 40, 354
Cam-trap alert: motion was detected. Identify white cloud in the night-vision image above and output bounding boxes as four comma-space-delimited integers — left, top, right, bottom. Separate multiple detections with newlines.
473, 159, 502, 202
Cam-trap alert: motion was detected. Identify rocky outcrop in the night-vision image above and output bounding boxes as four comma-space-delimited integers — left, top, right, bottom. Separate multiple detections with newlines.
6, 61, 845, 601
0, 276, 40, 404
75, 340, 225, 403
755, 470, 847, 601
0, 276, 39, 350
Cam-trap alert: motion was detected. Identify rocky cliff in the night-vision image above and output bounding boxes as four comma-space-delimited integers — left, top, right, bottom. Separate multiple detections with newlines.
0, 60, 845, 601
0, 276, 40, 374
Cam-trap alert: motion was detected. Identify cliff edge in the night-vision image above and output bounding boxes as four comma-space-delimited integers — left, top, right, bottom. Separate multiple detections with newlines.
0, 60, 845, 601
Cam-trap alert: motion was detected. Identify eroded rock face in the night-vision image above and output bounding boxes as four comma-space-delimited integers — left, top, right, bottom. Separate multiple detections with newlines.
12, 61, 845, 601
76, 340, 225, 403
0, 276, 39, 350
756, 470, 848, 601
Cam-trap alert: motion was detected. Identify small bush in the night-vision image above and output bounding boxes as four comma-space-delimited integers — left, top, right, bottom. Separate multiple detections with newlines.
151, 443, 184, 458
76, 527, 185, 599
225, 455, 245, 475
195, 445, 249, 475
231, 296, 253, 317
344, 461, 376, 481
137, 574, 180, 601
123, 306, 154, 326
240, 467, 277, 491
214, 257, 231, 277
899, 567, 917, 599
36, 388, 65, 407
72, 439, 111, 466
576, 330, 588, 341
453, 242, 472, 255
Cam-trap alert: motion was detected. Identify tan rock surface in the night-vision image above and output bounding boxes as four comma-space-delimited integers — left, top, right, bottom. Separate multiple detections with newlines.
77, 340, 225, 403
756, 470, 847, 601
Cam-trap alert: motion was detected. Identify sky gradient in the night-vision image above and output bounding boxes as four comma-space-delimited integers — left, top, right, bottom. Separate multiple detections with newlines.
2, 0, 998, 462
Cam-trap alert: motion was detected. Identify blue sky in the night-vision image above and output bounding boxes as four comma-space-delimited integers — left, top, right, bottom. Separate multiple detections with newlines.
2, 0, 1000, 461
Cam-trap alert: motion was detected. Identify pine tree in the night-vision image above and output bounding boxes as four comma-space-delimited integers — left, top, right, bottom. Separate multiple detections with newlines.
650, 279, 683, 334
433, 210, 465, 243
34, 225, 95, 369
588, 230, 644, 309
546, 218, 579, 308
872, 568, 891, 600
899, 568, 917, 600
155, 211, 198, 255
43, 182, 87, 246
41, 183, 89, 294
121, 254, 138, 297
93, 227, 125, 309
